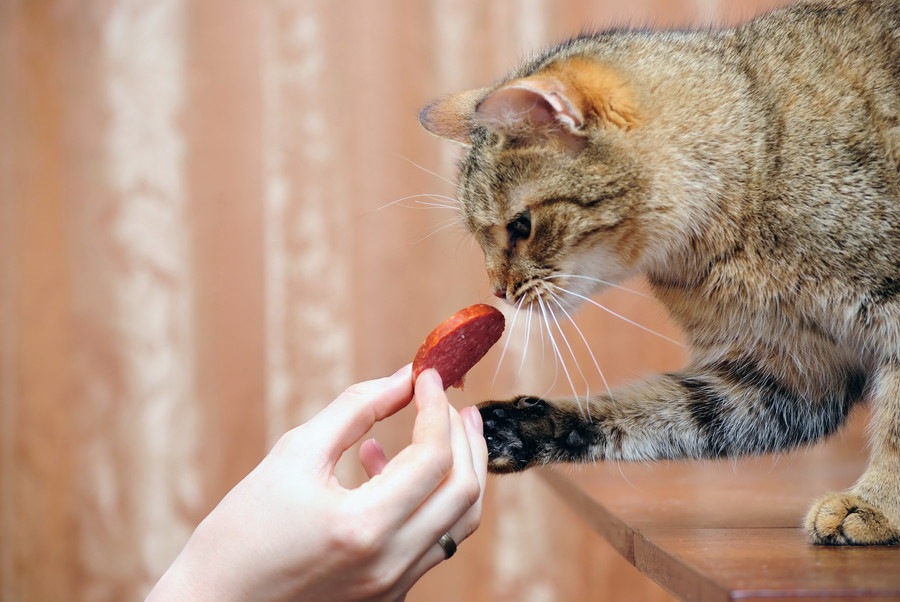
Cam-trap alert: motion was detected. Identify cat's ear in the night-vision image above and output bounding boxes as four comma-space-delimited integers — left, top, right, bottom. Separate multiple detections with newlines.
474, 57, 640, 143
419, 88, 489, 145
419, 58, 639, 147
474, 82, 583, 138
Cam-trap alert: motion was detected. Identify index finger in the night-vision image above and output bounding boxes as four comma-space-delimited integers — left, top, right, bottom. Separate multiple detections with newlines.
353, 369, 454, 524
305, 364, 415, 468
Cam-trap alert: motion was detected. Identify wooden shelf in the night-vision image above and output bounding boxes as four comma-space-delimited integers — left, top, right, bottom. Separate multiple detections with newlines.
537, 410, 900, 601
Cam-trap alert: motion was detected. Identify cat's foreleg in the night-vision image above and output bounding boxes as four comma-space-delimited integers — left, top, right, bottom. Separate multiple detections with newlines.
806, 361, 900, 545
479, 359, 864, 473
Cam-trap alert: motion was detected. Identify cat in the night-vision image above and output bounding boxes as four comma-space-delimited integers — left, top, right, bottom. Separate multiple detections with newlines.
418, 0, 899, 546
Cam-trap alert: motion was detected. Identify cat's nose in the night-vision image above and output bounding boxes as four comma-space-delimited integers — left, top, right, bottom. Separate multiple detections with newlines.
493, 287, 506, 300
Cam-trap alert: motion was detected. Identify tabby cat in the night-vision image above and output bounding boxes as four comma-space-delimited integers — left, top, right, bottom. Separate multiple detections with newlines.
419, 0, 899, 545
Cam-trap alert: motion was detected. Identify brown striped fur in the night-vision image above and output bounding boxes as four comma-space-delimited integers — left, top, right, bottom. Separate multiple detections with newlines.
420, 0, 899, 545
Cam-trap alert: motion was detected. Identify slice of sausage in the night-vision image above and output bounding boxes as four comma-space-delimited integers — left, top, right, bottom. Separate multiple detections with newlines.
413, 304, 506, 390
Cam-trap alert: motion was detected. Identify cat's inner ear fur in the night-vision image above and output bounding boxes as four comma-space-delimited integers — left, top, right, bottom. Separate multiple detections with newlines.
475, 83, 582, 136
475, 56, 641, 144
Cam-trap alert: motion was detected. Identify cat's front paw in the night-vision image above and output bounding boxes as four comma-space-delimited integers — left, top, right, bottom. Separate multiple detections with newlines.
806, 493, 900, 545
478, 397, 551, 473
478, 396, 597, 473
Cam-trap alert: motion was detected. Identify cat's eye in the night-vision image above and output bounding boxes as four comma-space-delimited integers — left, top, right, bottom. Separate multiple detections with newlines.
506, 208, 532, 247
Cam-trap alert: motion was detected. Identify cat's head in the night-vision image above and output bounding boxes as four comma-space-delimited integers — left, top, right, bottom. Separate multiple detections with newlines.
420, 55, 680, 311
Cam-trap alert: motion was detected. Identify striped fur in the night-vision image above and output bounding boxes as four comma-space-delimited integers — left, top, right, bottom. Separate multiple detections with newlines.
420, 0, 899, 545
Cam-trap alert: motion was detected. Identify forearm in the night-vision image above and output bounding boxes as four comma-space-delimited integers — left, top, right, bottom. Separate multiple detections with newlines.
146, 520, 245, 602
481, 360, 865, 471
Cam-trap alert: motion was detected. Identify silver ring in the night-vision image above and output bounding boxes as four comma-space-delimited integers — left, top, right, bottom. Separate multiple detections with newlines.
437, 532, 457, 559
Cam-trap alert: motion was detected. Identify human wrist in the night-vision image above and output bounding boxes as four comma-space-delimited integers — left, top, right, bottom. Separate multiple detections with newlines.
146, 517, 246, 602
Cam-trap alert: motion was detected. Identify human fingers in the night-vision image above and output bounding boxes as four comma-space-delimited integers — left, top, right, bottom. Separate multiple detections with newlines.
336, 402, 484, 601
448, 405, 488, 544
359, 438, 389, 479
461, 405, 488, 500
396, 403, 482, 558
390, 405, 488, 590
303, 365, 414, 470
352, 369, 453, 526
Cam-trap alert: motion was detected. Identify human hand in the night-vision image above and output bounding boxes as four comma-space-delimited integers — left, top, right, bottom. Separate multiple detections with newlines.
147, 365, 488, 602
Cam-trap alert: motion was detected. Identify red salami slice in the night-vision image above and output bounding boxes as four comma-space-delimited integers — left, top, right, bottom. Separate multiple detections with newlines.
413, 304, 506, 390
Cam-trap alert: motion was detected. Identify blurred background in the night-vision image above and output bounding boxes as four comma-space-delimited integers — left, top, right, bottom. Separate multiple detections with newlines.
2, 0, 793, 600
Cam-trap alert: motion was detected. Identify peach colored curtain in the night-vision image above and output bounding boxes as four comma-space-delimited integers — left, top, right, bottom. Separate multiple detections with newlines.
2, 0, 788, 600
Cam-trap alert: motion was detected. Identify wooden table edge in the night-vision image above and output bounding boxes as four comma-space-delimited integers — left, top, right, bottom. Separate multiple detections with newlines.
537, 467, 900, 602
538, 467, 731, 601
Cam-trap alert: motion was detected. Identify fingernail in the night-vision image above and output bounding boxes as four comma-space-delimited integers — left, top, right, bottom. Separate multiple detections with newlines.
464, 406, 483, 434
420, 368, 443, 390
365, 437, 385, 456
415, 369, 444, 408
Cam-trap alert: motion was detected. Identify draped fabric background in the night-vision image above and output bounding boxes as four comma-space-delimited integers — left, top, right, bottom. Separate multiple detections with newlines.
2, 0, 791, 600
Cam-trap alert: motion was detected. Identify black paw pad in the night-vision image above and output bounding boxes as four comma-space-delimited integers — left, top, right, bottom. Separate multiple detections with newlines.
566, 430, 584, 447
477, 397, 553, 473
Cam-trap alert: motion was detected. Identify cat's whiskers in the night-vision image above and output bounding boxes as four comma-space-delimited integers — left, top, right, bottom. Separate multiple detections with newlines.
492, 296, 527, 388
517, 303, 534, 379
546, 273, 654, 300
613, 458, 640, 491
538, 297, 567, 399
547, 282, 684, 347
535, 296, 559, 400
544, 292, 597, 420
395, 153, 458, 188
546, 289, 613, 410
506, 277, 667, 411
537, 300, 547, 366
413, 199, 460, 210
412, 215, 467, 244
539, 293, 590, 414
375, 192, 461, 213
